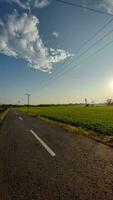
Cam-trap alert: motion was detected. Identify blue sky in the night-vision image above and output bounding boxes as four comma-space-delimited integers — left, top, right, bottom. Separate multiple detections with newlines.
0, 0, 113, 104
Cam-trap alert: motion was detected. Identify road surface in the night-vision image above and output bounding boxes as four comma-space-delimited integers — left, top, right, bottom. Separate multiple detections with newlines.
0, 109, 113, 200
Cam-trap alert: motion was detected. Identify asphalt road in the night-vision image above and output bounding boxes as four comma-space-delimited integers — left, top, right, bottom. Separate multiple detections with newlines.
0, 109, 113, 200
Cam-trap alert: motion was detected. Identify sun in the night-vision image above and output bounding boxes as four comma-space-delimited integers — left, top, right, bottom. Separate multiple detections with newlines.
109, 80, 113, 89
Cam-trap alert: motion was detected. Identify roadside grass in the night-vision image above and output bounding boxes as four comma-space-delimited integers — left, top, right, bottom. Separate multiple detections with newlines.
19, 106, 113, 146
40, 117, 113, 147
0, 109, 8, 123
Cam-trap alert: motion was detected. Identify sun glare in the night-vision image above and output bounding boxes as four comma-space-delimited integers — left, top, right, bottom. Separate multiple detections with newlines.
109, 80, 113, 89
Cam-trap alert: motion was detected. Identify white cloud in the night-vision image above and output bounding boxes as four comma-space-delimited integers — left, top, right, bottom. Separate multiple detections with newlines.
98, 0, 113, 14
0, 12, 72, 72
33, 0, 50, 8
0, 0, 50, 9
84, 0, 113, 14
52, 31, 59, 38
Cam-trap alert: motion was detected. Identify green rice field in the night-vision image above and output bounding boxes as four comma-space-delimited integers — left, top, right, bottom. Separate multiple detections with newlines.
20, 106, 113, 136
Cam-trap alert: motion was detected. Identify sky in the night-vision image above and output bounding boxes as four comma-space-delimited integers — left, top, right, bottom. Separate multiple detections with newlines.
0, 0, 113, 104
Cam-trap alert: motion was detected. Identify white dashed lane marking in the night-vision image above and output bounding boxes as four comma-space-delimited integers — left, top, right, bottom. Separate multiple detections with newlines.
30, 129, 56, 157
19, 117, 23, 121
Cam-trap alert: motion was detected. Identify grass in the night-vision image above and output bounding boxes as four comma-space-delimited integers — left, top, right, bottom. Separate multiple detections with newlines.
0, 108, 4, 113
0, 109, 8, 123
19, 105, 113, 136
18, 105, 113, 146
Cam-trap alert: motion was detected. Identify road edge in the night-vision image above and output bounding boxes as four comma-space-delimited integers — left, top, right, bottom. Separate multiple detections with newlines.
0, 109, 8, 125
39, 116, 113, 148
18, 109, 113, 148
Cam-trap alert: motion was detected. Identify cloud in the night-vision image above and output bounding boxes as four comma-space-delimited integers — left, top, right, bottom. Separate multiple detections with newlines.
98, 0, 113, 14
0, 12, 72, 72
33, 0, 50, 8
84, 0, 113, 14
0, 0, 50, 9
52, 31, 59, 38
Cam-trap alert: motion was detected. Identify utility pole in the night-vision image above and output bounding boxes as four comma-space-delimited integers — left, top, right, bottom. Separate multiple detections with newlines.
18, 100, 21, 107
85, 98, 88, 106
25, 94, 31, 112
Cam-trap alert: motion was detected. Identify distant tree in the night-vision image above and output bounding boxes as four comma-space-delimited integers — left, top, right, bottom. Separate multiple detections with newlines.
106, 99, 113, 106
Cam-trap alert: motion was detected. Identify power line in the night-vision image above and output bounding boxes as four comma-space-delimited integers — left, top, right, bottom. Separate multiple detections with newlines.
57, 40, 113, 77
74, 18, 113, 54
56, 0, 113, 17
51, 17, 113, 78
37, 17, 113, 90
38, 24, 113, 90
51, 26, 113, 78
34, 0, 113, 97
40, 39, 113, 91
25, 93, 31, 112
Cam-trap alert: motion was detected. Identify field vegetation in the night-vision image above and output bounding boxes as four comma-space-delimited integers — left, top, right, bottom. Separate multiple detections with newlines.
19, 105, 113, 136
0, 107, 8, 123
